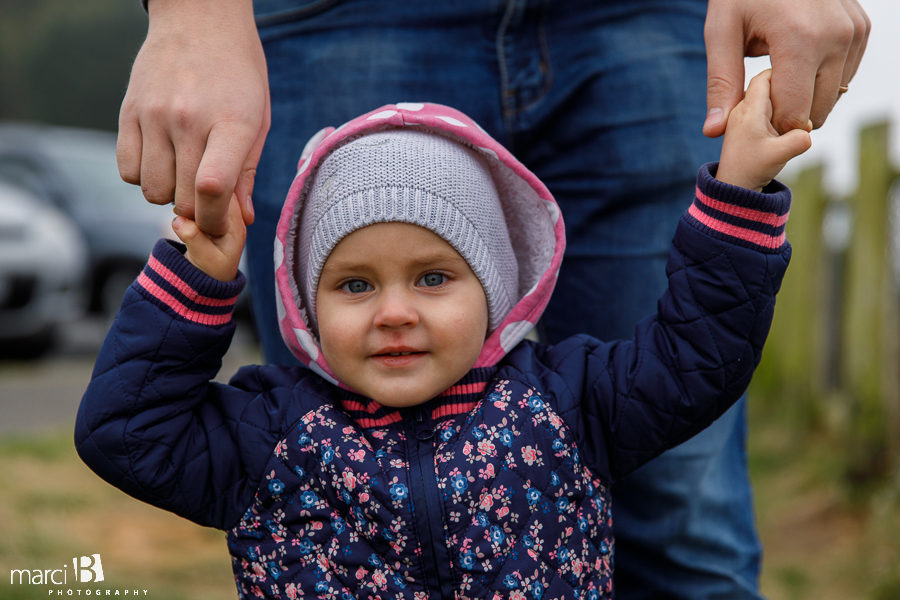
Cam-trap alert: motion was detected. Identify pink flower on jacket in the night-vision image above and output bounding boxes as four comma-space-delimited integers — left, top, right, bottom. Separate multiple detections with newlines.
477, 439, 496, 457
521, 445, 540, 465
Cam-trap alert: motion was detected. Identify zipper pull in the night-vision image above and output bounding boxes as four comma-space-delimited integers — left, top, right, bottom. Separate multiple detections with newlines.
415, 406, 434, 441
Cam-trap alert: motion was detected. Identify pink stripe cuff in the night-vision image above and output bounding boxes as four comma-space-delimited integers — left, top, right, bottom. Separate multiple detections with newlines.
688, 204, 786, 250
695, 187, 789, 228
137, 272, 233, 326
148, 254, 237, 307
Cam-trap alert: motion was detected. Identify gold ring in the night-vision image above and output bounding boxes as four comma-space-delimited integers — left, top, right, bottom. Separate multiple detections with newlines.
838, 84, 850, 95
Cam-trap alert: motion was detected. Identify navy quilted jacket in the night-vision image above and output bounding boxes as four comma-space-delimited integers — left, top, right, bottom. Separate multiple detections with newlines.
76, 104, 791, 599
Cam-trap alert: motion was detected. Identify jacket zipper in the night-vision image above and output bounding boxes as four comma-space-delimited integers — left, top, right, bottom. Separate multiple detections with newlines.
405, 405, 453, 598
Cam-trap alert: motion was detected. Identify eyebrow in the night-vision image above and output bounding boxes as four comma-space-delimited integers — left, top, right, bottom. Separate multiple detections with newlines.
322, 248, 468, 275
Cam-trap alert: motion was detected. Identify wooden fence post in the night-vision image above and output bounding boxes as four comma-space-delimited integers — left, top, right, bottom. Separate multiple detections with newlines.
841, 120, 899, 482
753, 164, 829, 426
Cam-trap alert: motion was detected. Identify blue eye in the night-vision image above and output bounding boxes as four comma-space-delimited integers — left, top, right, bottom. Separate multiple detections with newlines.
418, 273, 446, 287
341, 280, 372, 294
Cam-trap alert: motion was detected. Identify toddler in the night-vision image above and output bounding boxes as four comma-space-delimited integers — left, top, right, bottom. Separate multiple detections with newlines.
77, 70, 810, 599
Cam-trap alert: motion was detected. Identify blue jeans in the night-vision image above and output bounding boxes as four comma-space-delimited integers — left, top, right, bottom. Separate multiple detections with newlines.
248, 0, 763, 597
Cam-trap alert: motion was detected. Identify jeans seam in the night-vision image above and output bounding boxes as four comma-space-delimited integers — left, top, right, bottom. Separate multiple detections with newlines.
495, 0, 554, 143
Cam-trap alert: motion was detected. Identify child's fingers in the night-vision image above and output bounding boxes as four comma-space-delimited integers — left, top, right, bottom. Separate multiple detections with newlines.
743, 69, 775, 118
218, 195, 248, 257
770, 128, 813, 164
172, 195, 245, 281
172, 215, 204, 249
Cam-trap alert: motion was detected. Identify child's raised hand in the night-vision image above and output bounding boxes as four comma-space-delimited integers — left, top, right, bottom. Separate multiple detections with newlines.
716, 69, 813, 192
172, 193, 246, 281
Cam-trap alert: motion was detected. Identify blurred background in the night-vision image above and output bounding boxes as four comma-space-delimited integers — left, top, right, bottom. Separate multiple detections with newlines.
0, 1, 897, 599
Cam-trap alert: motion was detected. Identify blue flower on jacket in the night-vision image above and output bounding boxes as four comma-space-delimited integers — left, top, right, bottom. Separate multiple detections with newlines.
298, 432, 312, 448
368, 553, 384, 567
503, 574, 519, 589
441, 427, 455, 442
382, 528, 397, 541
550, 471, 560, 487
342, 593, 354, 600
498, 428, 514, 447
600, 540, 611, 555
557, 546, 570, 563
300, 490, 319, 508
526, 488, 541, 506
528, 395, 544, 412
268, 478, 285, 495
556, 497, 569, 513
315, 580, 328, 593
475, 512, 489, 527
296, 538, 314, 555
450, 473, 468, 494
267, 561, 281, 580
533, 582, 544, 598
389, 483, 408, 502
587, 590, 600, 600
331, 515, 345, 534
472, 427, 485, 440
552, 438, 565, 452
522, 534, 534, 548
578, 515, 589, 533
321, 444, 334, 464
489, 525, 505, 545
294, 465, 306, 480
459, 550, 476, 570
393, 574, 407, 589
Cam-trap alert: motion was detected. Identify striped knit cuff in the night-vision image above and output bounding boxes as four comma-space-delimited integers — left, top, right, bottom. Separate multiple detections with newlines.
685, 163, 792, 253
135, 239, 246, 326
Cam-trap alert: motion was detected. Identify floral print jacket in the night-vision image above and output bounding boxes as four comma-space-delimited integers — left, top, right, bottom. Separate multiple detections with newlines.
76, 104, 792, 599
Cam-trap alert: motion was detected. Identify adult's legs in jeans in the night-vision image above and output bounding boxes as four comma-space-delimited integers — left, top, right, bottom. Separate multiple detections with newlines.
516, 2, 763, 597
247, 1, 763, 596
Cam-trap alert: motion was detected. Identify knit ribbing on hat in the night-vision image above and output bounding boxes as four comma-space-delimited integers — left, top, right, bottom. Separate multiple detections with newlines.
297, 129, 519, 332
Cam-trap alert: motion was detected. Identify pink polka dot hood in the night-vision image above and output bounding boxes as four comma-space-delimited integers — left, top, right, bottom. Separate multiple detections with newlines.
274, 103, 566, 385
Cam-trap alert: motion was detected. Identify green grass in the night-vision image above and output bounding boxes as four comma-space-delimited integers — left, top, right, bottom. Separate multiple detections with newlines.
0, 428, 235, 599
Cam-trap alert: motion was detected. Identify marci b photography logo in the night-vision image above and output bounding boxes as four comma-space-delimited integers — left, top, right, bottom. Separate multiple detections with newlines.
8, 554, 150, 596
9, 554, 103, 585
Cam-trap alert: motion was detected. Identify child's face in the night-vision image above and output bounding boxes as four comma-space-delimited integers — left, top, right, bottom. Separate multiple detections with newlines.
316, 222, 489, 408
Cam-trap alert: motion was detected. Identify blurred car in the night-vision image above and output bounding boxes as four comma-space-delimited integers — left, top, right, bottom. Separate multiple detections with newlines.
0, 122, 175, 314
0, 180, 88, 356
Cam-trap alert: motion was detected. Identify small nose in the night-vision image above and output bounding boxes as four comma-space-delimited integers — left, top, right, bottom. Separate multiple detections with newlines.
373, 287, 419, 329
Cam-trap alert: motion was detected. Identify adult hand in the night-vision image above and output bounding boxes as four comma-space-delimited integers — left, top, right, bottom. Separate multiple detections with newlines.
703, 0, 869, 137
117, 0, 270, 236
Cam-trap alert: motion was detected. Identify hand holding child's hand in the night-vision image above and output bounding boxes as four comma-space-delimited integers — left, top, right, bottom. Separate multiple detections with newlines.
716, 69, 813, 192
172, 194, 246, 281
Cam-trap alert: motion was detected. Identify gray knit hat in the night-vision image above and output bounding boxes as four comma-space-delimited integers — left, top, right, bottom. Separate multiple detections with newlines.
298, 129, 518, 331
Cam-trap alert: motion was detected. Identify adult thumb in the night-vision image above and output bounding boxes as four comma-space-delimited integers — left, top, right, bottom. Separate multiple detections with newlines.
703, 11, 746, 138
